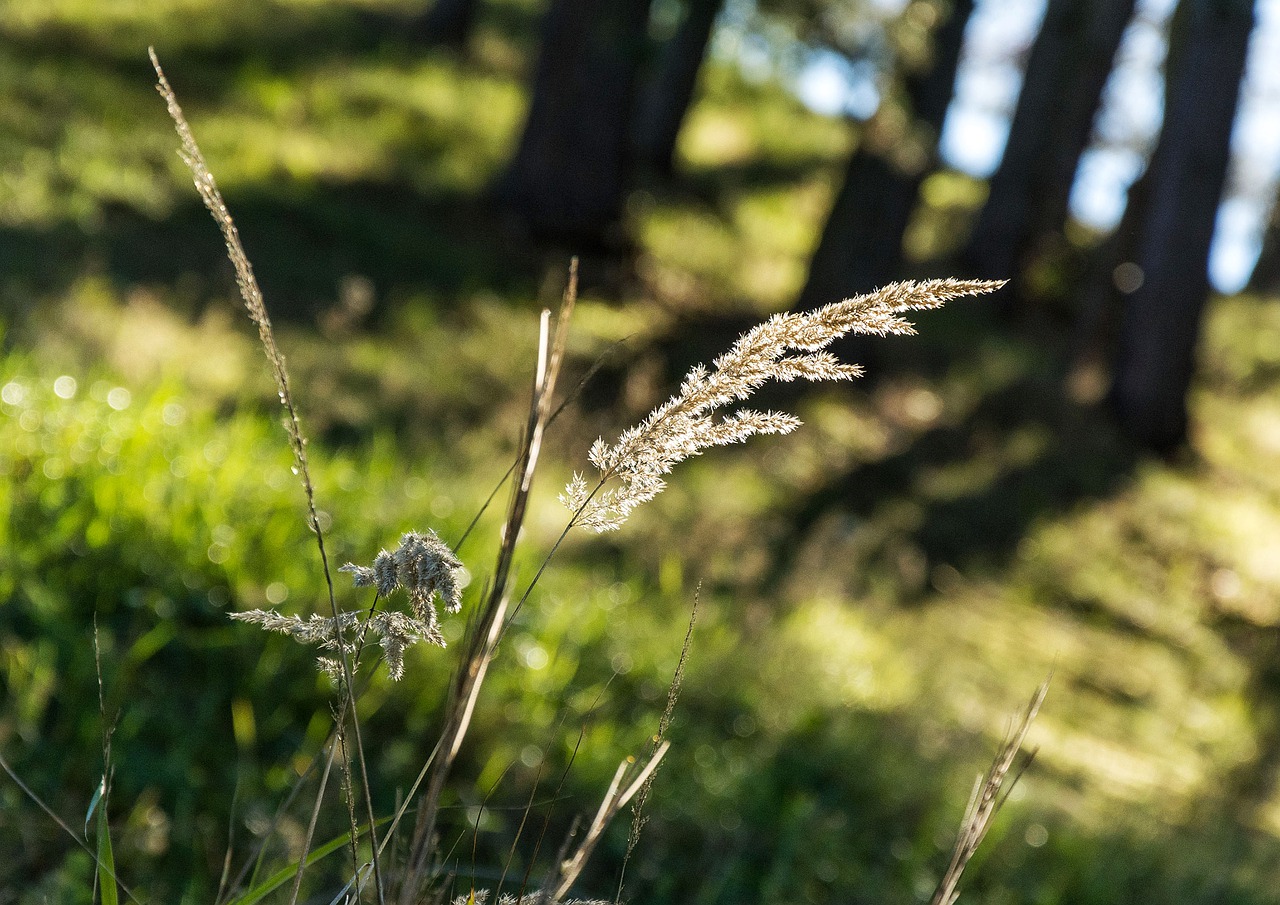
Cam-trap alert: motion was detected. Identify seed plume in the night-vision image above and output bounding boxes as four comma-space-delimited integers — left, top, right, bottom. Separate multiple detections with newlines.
563, 279, 1004, 531
233, 531, 464, 680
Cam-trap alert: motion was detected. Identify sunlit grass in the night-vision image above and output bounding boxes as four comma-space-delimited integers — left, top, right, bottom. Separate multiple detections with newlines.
6, 0, 1280, 899
10, 276, 1280, 903
636, 67, 851, 311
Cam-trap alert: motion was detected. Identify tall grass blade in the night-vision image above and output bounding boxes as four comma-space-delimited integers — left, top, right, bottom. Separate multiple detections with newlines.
399, 268, 577, 902
95, 783, 119, 905
615, 588, 697, 903
0, 753, 142, 905
929, 675, 1051, 905
84, 779, 104, 839
226, 829, 357, 905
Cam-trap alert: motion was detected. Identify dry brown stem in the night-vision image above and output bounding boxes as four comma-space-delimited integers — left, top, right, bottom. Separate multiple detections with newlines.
929, 675, 1051, 905
396, 264, 578, 903
149, 48, 383, 903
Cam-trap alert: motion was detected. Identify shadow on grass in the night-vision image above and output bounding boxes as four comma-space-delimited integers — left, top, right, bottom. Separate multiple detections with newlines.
0, 0, 555, 329
0, 177, 546, 326
772, 375, 1138, 588
590, 693, 1280, 905
649, 150, 849, 210
0, 0, 543, 91
1214, 616, 1280, 819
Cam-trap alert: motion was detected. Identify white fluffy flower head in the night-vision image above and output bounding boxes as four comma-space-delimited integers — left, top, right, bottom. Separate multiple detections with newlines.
232, 529, 465, 682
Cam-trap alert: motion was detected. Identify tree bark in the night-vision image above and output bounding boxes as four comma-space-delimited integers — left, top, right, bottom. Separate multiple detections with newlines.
797, 0, 975, 311
495, 0, 655, 245
634, 0, 725, 176
965, 0, 1137, 283
1110, 0, 1255, 452
1248, 195, 1280, 294
409, 0, 481, 47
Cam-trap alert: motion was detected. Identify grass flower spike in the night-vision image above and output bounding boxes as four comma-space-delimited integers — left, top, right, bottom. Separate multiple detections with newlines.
230, 609, 436, 681
233, 531, 464, 681
563, 278, 1004, 531
341, 530, 464, 624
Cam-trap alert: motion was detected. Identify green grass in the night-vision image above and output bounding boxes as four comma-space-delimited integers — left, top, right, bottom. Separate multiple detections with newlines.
5, 1, 1280, 903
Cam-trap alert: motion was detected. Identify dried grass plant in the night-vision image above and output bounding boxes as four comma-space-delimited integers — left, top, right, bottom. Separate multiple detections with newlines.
930, 677, 1051, 905
2, 48, 1049, 905
561, 279, 1004, 532
150, 49, 388, 902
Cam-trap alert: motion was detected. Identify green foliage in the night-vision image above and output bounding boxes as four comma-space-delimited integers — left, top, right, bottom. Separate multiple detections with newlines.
6, 1, 1280, 902
224, 826, 356, 905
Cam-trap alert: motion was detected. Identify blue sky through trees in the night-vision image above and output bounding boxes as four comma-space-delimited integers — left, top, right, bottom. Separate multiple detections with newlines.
772, 0, 1280, 291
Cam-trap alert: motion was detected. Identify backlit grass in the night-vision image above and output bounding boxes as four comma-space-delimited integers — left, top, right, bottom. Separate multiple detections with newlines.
4, 1, 1280, 902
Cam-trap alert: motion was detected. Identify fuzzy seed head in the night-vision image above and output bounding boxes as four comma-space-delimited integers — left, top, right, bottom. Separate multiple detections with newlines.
563, 279, 1003, 531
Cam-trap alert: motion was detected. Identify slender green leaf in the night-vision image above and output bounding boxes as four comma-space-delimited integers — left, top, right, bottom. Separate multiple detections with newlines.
224, 831, 353, 905
96, 785, 119, 905
85, 779, 104, 839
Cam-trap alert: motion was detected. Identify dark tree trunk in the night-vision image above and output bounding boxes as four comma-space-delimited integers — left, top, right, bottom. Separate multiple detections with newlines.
797, 0, 975, 311
1248, 197, 1280, 294
1110, 0, 1255, 453
495, 0, 655, 246
965, 0, 1137, 283
1066, 143, 1154, 400
409, 0, 481, 47
634, 0, 725, 176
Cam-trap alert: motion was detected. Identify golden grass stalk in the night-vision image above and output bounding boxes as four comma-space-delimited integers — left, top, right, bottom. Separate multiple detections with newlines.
929, 675, 1051, 905
149, 48, 385, 903
546, 742, 670, 903
396, 266, 578, 904
563, 278, 1005, 531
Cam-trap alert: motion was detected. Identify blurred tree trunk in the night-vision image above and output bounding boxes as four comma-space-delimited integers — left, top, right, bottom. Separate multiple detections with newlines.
965, 0, 1137, 284
797, 0, 975, 311
495, 0, 655, 245
1110, 0, 1254, 453
1248, 198, 1280, 294
634, 0, 725, 176
409, 0, 480, 47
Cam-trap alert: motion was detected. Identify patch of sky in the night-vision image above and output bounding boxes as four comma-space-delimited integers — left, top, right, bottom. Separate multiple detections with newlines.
796, 49, 881, 119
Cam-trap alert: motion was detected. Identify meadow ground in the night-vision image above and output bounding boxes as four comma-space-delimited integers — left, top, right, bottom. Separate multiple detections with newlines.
4, 1, 1280, 902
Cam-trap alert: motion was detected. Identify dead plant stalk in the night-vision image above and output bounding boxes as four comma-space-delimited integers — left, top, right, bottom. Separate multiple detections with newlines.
149, 48, 385, 904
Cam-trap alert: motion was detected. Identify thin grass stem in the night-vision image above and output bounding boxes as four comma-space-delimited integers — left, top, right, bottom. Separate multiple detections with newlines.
929, 675, 1051, 905
150, 48, 384, 902
398, 270, 576, 902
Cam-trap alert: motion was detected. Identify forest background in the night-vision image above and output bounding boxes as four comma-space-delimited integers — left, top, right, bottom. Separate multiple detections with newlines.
4, 0, 1280, 902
